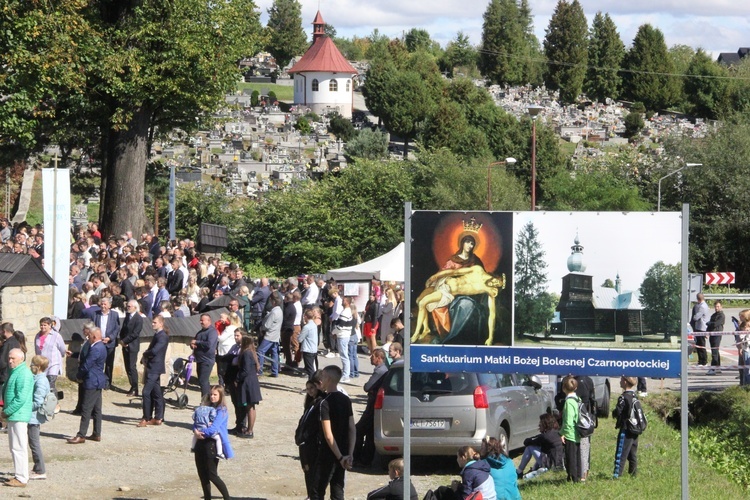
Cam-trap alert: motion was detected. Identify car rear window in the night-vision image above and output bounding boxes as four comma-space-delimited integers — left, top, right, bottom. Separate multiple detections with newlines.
383, 368, 477, 396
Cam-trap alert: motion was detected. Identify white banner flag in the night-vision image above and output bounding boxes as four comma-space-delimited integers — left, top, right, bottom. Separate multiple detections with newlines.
42, 168, 71, 319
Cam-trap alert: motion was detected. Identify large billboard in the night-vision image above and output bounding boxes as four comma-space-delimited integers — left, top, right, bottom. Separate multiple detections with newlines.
409, 210, 683, 378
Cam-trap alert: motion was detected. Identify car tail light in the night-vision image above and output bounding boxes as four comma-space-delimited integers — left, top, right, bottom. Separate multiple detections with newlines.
474, 385, 489, 409
374, 387, 385, 409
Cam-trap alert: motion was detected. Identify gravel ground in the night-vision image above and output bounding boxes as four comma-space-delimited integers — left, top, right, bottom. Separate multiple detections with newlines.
0, 353, 448, 500
2, 349, 722, 500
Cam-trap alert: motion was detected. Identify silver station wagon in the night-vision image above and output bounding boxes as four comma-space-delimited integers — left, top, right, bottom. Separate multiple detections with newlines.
374, 361, 554, 458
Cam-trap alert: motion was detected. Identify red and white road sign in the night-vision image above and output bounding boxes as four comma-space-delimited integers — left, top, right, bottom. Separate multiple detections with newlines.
705, 272, 735, 285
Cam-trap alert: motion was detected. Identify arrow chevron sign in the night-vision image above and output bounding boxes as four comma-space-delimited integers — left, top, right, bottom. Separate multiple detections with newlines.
705, 272, 735, 285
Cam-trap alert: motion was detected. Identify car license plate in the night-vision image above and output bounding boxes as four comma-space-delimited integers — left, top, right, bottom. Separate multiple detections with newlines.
410, 419, 448, 430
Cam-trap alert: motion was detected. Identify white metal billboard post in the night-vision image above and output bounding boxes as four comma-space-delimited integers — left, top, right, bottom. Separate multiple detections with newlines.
681, 203, 689, 500
403, 202, 412, 498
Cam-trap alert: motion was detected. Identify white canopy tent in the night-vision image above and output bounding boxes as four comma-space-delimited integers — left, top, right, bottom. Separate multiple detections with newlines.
326, 242, 404, 282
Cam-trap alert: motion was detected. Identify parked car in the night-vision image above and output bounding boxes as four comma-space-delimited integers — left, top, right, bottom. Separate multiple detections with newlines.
374, 361, 555, 459
542, 375, 612, 417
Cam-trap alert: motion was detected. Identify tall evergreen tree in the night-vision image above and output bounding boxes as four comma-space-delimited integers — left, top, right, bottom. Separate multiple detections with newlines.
543, 0, 588, 104
404, 28, 432, 53
684, 49, 728, 119
517, 0, 544, 85
585, 12, 624, 102
622, 24, 680, 111
441, 32, 478, 77
514, 221, 555, 337
266, 0, 307, 70
479, 0, 534, 86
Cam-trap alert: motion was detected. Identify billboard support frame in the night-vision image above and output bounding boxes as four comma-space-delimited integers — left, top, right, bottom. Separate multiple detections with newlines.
680, 203, 689, 500
403, 202, 412, 498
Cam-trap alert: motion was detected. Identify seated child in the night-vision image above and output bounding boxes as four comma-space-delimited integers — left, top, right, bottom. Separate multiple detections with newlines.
517, 413, 564, 477
192, 404, 224, 458
366, 458, 418, 500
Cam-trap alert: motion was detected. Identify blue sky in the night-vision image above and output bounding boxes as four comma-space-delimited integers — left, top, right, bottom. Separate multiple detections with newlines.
255, 0, 750, 58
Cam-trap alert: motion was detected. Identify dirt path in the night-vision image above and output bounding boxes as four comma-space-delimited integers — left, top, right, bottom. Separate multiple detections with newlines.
0, 354, 446, 499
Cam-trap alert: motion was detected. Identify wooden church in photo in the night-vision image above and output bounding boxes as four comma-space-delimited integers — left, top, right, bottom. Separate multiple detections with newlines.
551, 234, 648, 337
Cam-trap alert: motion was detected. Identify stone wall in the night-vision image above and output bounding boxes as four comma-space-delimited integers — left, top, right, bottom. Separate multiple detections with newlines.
63, 335, 204, 385
0, 285, 54, 352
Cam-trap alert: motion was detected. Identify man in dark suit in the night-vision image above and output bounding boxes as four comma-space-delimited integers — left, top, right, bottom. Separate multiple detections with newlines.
190, 313, 218, 398
120, 300, 144, 396
166, 258, 184, 296
148, 235, 161, 261
154, 257, 169, 280
353, 348, 389, 467
82, 295, 101, 321
118, 267, 135, 302
0, 322, 20, 390
138, 315, 168, 427
95, 297, 121, 388
67, 326, 107, 444
136, 286, 152, 320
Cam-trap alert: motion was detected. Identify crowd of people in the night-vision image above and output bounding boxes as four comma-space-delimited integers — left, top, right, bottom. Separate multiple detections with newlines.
0, 219, 665, 497
0, 219, 45, 262
0, 318, 67, 487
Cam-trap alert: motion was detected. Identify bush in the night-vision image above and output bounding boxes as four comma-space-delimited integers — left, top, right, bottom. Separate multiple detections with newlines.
327, 113, 356, 142
251, 90, 259, 107
631, 101, 646, 113
295, 116, 311, 135
304, 112, 321, 123
344, 128, 388, 161
685, 387, 750, 488
624, 112, 645, 138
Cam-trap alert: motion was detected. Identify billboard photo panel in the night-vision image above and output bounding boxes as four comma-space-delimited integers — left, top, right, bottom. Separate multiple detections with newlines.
408, 210, 683, 378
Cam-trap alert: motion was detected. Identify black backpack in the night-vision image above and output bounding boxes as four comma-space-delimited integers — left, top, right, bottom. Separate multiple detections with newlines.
577, 398, 596, 438
294, 400, 321, 447
626, 396, 648, 435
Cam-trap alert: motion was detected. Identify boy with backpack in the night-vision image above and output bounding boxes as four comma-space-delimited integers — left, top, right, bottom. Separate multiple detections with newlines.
613, 376, 647, 478
559, 375, 581, 483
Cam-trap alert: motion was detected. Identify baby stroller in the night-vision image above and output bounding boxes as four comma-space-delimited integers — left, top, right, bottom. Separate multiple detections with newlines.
163, 355, 194, 409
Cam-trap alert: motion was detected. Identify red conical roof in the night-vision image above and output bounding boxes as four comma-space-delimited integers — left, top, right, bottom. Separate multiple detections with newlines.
288, 35, 357, 74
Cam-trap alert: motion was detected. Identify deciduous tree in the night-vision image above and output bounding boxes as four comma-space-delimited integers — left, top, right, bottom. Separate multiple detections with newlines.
3, 1, 264, 238
639, 261, 681, 336
379, 70, 439, 157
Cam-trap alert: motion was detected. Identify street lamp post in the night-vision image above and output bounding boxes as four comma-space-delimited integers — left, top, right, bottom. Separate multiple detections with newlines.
487, 157, 517, 210
527, 105, 544, 211
657, 162, 702, 211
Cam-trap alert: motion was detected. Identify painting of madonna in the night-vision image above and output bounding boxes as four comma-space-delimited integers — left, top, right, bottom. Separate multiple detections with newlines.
410, 212, 512, 346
